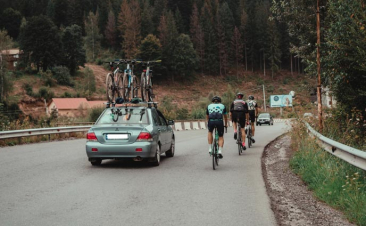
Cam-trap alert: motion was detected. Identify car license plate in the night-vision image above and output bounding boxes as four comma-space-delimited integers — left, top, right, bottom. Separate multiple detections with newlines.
106, 134, 128, 140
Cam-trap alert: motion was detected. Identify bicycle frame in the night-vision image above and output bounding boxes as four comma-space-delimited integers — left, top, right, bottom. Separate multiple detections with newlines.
212, 128, 219, 170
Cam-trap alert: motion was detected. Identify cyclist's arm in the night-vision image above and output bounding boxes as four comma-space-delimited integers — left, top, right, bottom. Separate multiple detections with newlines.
223, 114, 228, 127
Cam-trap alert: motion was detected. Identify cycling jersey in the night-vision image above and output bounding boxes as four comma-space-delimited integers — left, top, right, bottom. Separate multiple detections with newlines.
230, 99, 248, 112
206, 103, 227, 120
247, 100, 258, 111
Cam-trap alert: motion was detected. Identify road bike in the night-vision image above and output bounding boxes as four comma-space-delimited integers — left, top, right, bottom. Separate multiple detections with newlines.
211, 128, 220, 170
236, 121, 244, 155
105, 60, 124, 103
137, 60, 161, 102
211, 126, 227, 170
121, 59, 139, 102
246, 123, 253, 148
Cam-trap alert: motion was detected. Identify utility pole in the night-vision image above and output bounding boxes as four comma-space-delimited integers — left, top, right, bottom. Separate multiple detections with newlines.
316, 0, 323, 131
263, 84, 266, 112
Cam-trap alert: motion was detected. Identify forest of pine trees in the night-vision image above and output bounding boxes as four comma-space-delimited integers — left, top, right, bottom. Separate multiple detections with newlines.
0, 0, 365, 118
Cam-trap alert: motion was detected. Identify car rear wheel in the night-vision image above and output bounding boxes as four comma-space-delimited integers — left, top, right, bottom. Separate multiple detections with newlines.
151, 144, 161, 166
90, 158, 102, 166
166, 138, 175, 157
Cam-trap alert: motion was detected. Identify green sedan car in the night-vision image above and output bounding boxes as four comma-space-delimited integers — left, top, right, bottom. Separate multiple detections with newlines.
86, 104, 175, 166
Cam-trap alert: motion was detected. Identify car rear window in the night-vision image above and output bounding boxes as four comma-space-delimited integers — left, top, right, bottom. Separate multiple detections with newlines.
96, 107, 149, 125
258, 114, 270, 118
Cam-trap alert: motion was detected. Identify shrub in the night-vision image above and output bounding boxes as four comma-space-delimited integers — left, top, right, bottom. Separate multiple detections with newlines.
61, 92, 73, 98
52, 66, 73, 86
176, 108, 189, 120
88, 107, 105, 122
190, 107, 206, 119
23, 83, 33, 96
38, 86, 54, 100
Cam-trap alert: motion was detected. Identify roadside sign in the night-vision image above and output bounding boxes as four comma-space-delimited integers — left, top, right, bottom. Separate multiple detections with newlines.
270, 95, 293, 107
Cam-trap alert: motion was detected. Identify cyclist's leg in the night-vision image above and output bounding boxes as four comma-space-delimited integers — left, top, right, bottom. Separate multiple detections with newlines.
217, 121, 224, 158
207, 121, 214, 153
249, 113, 256, 142
239, 113, 246, 147
232, 111, 238, 139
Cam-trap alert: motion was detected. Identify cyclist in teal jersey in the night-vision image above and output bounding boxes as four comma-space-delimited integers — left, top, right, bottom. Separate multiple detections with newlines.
206, 96, 228, 158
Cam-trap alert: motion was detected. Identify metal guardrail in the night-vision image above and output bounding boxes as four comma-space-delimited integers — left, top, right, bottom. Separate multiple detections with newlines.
304, 121, 366, 171
0, 126, 91, 139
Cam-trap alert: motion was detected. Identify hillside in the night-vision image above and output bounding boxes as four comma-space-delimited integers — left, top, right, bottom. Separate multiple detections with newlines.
12, 64, 317, 120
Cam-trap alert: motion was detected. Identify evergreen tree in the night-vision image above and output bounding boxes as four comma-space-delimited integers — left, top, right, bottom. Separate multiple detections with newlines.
232, 26, 243, 77
190, 2, 205, 72
219, 2, 235, 64
141, 0, 155, 38
0, 29, 14, 102
118, 0, 141, 58
84, 11, 102, 62
67, 0, 84, 29
174, 7, 185, 34
267, 17, 281, 79
18, 15, 62, 71
46, 0, 56, 21
138, 34, 162, 61
54, 0, 69, 27
62, 24, 86, 76
0, 8, 22, 39
171, 34, 198, 79
105, 9, 117, 48
200, 0, 218, 74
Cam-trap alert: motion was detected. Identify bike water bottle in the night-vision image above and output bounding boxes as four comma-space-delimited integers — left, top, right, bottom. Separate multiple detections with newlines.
215, 132, 219, 140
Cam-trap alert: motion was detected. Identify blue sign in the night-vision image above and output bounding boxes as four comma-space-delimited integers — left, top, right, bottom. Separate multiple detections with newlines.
270, 95, 293, 107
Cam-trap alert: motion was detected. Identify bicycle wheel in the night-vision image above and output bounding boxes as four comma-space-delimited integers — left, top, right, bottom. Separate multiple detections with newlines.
106, 73, 114, 103
237, 127, 242, 155
117, 73, 124, 98
212, 141, 216, 170
132, 76, 139, 98
215, 143, 219, 166
248, 127, 252, 148
147, 77, 154, 102
140, 73, 147, 102
122, 73, 130, 101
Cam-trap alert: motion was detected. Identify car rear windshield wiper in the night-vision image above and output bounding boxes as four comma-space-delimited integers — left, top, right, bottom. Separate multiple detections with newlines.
139, 109, 146, 122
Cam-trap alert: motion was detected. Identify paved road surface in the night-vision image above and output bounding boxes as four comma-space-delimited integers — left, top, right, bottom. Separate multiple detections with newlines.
0, 122, 290, 226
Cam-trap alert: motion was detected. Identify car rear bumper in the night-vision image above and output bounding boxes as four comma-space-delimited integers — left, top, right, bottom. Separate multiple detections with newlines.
86, 141, 157, 159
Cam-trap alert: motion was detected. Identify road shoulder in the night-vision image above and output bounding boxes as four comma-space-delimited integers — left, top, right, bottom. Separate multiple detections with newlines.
262, 134, 355, 226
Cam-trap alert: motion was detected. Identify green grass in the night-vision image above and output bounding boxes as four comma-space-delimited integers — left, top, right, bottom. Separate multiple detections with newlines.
290, 123, 366, 225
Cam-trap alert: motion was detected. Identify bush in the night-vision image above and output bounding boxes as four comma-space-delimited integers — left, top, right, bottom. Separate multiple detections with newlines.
88, 107, 105, 122
176, 108, 189, 120
61, 92, 73, 98
38, 87, 54, 100
23, 83, 33, 96
52, 66, 73, 86
190, 107, 206, 119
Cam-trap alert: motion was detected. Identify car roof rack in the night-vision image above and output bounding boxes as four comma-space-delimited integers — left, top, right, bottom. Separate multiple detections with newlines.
104, 101, 158, 109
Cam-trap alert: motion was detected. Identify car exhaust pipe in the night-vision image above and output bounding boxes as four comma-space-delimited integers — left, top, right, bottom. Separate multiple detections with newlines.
133, 156, 143, 162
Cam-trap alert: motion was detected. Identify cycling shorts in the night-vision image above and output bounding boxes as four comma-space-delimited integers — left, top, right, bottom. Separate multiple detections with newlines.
208, 120, 224, 137
249, 111, 256, 123
231, 111, 246, 128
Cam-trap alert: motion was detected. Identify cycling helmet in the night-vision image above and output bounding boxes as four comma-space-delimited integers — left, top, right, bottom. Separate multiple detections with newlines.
212, 96, 222, 103
249, 95, 254, 100
236, 92, 244, 99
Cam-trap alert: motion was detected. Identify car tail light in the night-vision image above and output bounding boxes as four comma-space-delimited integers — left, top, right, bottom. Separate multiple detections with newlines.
87, 132, 98, 141
92, 148, 98, 152
136, 148, 142, 152
136, 132, 153, 142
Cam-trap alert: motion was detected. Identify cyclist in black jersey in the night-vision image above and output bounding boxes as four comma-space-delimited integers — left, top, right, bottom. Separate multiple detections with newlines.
230, 93, 249, 149
247, 95, 259, 143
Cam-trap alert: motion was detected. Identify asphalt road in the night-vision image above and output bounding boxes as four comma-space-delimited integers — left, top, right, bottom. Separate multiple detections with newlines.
0, 122, 290, 226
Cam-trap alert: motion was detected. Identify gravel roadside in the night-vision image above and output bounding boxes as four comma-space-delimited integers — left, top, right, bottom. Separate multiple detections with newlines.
262, 134, 355, 226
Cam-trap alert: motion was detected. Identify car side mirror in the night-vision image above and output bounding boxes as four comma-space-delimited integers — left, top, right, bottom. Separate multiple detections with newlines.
167, 120, 174, 126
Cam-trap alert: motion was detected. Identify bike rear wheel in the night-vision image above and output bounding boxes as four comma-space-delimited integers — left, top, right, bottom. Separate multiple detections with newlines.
106, 73, 114, 103
140, 73, 147, 102
237, 126, 242, 155
122, 73, 130, 101
117, 73, 124, 98
132, 76, 139, 98
212, 141, 216, 170
147, 77, 154, 102
248, 128, 252, 148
